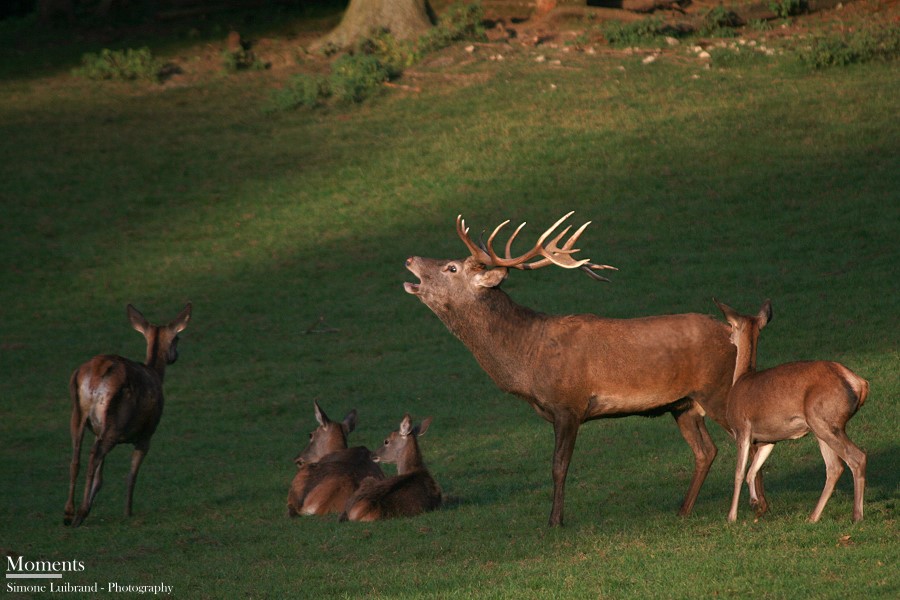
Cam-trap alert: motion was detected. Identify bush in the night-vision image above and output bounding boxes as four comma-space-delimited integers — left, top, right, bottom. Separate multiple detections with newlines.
72, 47, 163, 82
698, 7, 741, 38
266, 75, 332, 112
797, 24, 900, 69
222, 48, 268, 73
601, 18, 678, 48
768, 0, 806, 19
418, 0, 486, 54
329, 54, 391, 103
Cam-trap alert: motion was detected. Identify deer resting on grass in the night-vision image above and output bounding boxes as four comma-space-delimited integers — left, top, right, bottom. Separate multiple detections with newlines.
341, 415, 442, 521
404, 212, 747, 526
64, 303, 192, 527
287, 401, 384, 517
715, 299, 868, 523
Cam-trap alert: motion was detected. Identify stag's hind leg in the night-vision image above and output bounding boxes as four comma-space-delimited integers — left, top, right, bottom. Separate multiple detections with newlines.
672, 405, 717, 517
745, 442, 775, 514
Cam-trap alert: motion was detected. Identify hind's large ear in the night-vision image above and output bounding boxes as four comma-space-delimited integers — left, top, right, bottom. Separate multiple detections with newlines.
399, 414, 413, 436
128, 305, 150, 334
713, 298, 741, 329
414, 417, 433, 437
171, 303, 192, 334
342, 409, 358, 435
314, 401, 331, 427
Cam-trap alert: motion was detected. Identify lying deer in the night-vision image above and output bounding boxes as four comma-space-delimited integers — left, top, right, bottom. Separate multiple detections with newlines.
287, 401, 384, 517
64, 303, 192, 527
715, 299, 869, 523
341, 415, 442, 521
405, 212, 749, 526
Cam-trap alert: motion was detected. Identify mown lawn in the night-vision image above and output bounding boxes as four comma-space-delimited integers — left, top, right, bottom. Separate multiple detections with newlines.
0, 6, 897, 598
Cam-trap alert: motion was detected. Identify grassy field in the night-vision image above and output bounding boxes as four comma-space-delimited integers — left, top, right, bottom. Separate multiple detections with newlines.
0, 4, 898, 598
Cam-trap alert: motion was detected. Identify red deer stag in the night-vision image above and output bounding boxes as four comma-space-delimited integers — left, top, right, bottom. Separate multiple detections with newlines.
715, 300, 868, 523
64, 303, 192, 527
341, 414, 441, 521
287, 401, 384, 517
404, 212, 744, 526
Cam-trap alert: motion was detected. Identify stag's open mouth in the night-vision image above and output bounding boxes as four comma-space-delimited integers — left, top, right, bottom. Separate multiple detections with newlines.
403, 281, 420, 294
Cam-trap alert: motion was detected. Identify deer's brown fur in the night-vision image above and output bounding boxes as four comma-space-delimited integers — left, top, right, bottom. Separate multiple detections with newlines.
341, 415, 441, 521
404, 214, 744, 526
716, 299, 868, 523
64, 303, 191, 527
287, 402, 384, 517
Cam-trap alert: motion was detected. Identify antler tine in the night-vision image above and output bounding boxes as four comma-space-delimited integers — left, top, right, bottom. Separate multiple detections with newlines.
505, 221, 528, 260
456, 215, 491, 264
457, 212, 615, 281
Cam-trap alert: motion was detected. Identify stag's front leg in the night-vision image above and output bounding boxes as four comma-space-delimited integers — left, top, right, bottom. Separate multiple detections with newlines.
672, 405, 717, 517
549, 413, 579, 527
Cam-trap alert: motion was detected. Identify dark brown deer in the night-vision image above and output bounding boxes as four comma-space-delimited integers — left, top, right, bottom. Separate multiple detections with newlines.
341, 415, 442, 521
404, 212, 744, 526
287, 401, 384, 517
715, 299, 869, 523
64, 303, 192, 527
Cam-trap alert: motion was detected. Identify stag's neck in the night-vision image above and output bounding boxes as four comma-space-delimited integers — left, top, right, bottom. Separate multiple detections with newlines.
441, 288, 546, 393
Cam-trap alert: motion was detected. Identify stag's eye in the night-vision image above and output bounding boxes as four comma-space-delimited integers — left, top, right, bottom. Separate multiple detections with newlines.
447, 264, 457, 273
383, 439, 389, 445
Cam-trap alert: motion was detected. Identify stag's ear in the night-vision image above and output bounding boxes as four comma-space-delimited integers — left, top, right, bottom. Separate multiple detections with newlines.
473, 267, 507, 289
757, 299, 773, 330
342, 409, 358, 435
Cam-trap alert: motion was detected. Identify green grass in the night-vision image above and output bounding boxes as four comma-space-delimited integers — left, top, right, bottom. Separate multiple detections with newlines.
1, 12, 898, 599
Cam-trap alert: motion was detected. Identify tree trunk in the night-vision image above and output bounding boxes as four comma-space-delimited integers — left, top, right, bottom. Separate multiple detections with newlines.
311, 0, 435, 52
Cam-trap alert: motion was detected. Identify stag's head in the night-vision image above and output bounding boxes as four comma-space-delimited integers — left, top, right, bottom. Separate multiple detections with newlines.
404, 212, 616, 313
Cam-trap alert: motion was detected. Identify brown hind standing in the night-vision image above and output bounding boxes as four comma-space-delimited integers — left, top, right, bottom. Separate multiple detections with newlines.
64, 303, 192, 527
341, 414, 441, 521
404, 212, 758, 526
715, 299, 869, 523
287, 401, 384, 517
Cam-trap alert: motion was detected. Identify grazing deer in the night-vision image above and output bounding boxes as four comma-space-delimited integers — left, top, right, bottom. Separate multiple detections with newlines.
64, 303, 192, 527
341, 414, 441, 521
404, 212, 745, 526
715, 299, 869, 523
287, 401, 384, 517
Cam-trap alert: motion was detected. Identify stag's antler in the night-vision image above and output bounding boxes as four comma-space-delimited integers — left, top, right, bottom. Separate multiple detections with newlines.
456, 212, 617, 281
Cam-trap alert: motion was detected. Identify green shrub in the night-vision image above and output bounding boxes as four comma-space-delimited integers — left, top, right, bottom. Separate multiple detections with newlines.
72, 47, 163, 82
768, 0, 806, 19
699, 7, 741, 38
356, 28, 416, 78
601, 18, 678, 48
266, 74, 332, 111
222, 48, 268, 73
419, 0, 486, 54
329, 53, 390, 103
797, 24, 900, 69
